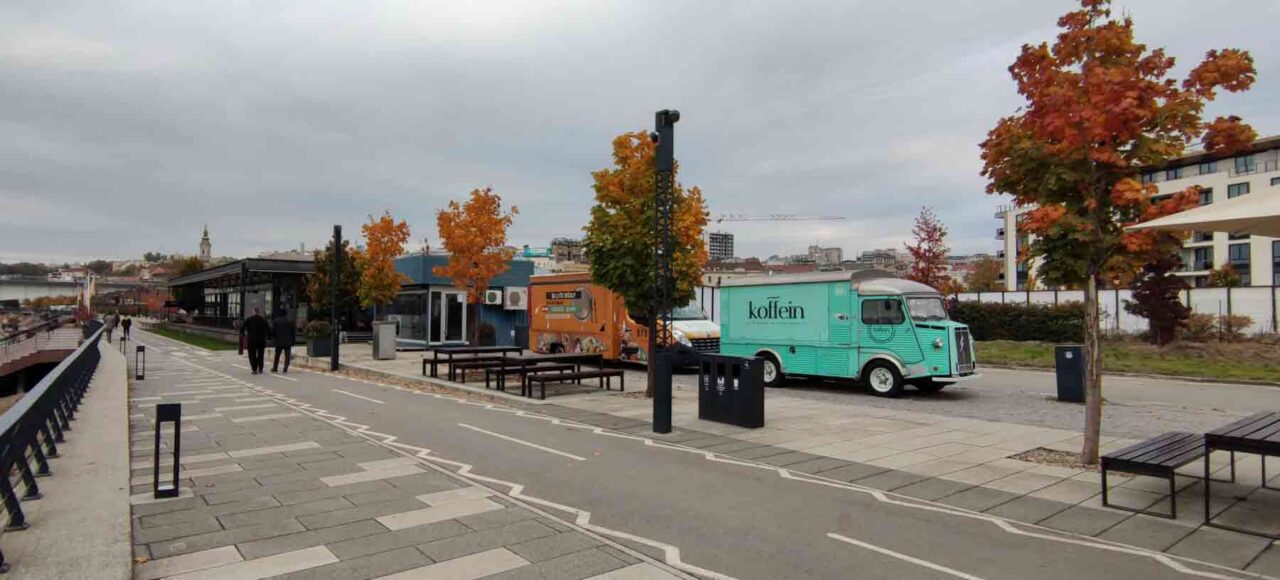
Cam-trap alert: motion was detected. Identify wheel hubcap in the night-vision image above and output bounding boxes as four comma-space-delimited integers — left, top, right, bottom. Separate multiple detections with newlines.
870, 368, 894, 392
764, 361, 778, 383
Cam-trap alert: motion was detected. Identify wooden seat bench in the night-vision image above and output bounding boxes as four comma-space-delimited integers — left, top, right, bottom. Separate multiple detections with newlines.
525, 370, 625, 400
421, 355, 505, 381
1101, 431, 1235, 519
449, 359, 509, 383
484, 364, 576, 391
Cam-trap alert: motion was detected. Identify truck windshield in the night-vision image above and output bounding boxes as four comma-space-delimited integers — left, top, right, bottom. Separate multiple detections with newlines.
906, 297, 948, 322
671, 303, 707, 321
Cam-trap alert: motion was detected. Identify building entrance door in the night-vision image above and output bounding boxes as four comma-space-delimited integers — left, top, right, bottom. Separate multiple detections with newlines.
428, 289, 467, 344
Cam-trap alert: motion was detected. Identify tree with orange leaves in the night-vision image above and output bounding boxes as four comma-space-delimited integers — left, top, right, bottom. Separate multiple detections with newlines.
358, 211, 412, 318
583, 131, 708, 395
433, 187, 518, 344
904, 207, 950, 290
980, 0, 1256, 464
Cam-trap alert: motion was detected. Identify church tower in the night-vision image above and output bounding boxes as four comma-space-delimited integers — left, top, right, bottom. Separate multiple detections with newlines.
199, 224, 212, 262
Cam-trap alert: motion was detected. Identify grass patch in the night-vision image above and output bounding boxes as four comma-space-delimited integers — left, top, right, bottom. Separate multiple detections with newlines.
978, 339, 1280, 384
147, 326, 238, 351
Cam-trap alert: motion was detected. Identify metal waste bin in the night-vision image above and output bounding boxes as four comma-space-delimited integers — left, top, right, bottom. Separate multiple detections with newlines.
1055, 345, 1084, 402
372, 321, 397, 360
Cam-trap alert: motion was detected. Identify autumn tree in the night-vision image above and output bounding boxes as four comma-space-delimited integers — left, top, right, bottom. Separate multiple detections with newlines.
980, 0, 1255, 464
307, 238, 365, 327
358, 211, 411, 319
433, 187, 518, 344
583, 131, 708, 396
1207, 264, 1243, 288
177, 257, 205, 277
965, 256, 1003, 292
1124, 254, 1190, 345
904, 207, 950, 289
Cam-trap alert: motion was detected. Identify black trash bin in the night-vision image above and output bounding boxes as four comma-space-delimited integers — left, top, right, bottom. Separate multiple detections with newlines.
1055, 345, 1084, 402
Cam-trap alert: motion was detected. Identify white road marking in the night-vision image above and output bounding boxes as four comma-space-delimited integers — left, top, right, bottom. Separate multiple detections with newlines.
271, 373, 299, 382
458, 423, 587, 462
828, 533, 985, 580
333, 389, 385, 404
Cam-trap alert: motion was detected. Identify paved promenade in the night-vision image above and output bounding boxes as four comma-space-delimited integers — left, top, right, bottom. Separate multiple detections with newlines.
129, 335, 674, 579
298, 346, 1280, 576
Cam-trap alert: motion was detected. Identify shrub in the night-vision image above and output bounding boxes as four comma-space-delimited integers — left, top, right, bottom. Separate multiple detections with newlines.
949, 301, 1085, 342
1183, 314, 1216, 341
304, 320, 332, 338
1220, 314, 1253, 341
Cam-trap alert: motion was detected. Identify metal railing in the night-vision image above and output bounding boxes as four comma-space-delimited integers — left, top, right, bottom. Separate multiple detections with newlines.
0, 320, 102, 572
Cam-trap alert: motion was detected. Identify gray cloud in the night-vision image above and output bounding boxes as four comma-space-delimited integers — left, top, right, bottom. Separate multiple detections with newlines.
2, 0, 1278, 263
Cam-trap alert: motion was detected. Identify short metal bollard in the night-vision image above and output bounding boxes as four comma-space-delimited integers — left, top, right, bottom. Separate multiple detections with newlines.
135, 345, 146, 381
153, 403, 182, 499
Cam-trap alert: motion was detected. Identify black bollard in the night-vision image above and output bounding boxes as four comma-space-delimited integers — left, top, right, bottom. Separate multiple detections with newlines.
153, 403, 181, 498
135, 345, 146, 380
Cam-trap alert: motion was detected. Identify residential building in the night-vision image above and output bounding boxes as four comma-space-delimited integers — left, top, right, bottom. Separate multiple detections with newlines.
706, 231, 735, 262
807, 245, 843, 268
549, 238, 584, 264
995, 135, 1280, 289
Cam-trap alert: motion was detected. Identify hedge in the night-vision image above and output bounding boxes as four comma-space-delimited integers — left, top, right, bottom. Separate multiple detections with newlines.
949, 300, 1085, 342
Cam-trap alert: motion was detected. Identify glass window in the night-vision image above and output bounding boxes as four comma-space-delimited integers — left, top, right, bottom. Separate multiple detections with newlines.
1273, 241, 1280, 285
1199, 187, 1213, 205
1141, 172, 1156, 184
1193, 231, 1213, 243
1228, 182, 1250, 198
1199, 161, 1217, 175
1228, 243, 1250, 266
671, 303, 707, 320
1193, 248, 1212, 271
1166, 167, 1182, 180
906, 297, 948, 322
1235, 154, 1256, 174
861, 299, 905, 325
1230, 233, 1250, 240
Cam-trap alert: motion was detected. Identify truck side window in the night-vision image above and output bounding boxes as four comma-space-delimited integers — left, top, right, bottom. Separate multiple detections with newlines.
861, 299, 905, 325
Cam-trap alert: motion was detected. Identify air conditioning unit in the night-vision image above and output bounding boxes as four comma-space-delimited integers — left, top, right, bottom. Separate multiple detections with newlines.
483, 289, 503, 305
504, 287, 528, 310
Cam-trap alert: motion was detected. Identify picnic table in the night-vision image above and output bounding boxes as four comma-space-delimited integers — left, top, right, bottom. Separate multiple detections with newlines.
496, 352, 605, 396
1204, 411, 1280, 539
423, 345, 523, 379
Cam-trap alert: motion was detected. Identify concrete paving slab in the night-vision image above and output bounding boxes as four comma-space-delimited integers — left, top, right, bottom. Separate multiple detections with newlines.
853, 470, 929, 491
236, 519, 389, 560
1167, 526, 1273, 569
984, 496, 1073, 525
1038, 505, 1130, 536
417, 521, 560, 563
274, 546, 431, 580
894, 478, 974, 501
135, 546, 244, 580
936, 486, 1019, 512
1097, 515, 1196, 552
167, 545, 338, 579
377, 548, 530, 580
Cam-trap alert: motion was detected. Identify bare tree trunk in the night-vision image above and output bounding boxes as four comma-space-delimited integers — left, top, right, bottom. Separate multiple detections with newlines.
1081, 274, 1103, 465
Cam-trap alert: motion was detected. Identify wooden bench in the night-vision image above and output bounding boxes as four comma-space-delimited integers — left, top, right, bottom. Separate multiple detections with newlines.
484, 364, 576, 391
451, 359, 509, 383
421, 355, 504, 380
1101, 431, 1235, 519
524, 370, 625, 400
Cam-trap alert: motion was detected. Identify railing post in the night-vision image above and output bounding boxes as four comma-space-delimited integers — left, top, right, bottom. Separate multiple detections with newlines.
0, 471, 28, 531
14, 453, 41, 500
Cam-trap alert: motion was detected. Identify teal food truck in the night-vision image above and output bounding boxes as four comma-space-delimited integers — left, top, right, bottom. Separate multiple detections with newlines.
719, 271, 977, 397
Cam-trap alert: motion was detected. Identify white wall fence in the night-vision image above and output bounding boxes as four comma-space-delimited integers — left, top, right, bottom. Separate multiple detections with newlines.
955, 287, 1280, 336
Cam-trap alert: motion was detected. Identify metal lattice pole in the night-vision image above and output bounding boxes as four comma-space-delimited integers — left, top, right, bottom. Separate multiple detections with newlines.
651, 109, 679, 434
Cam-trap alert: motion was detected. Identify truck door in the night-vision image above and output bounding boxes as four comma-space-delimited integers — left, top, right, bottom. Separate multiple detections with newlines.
828, 284, 853, 345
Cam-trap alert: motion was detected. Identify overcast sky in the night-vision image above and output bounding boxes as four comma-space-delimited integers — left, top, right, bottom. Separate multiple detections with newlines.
2, 0, 1277, 264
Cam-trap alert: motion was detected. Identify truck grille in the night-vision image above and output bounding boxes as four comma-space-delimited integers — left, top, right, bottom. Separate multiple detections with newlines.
955, 328, 976, 374
691, 338, 720, 353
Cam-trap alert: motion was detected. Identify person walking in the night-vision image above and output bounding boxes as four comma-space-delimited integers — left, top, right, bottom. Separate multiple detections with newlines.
271, 309, 296, 373
241, 307, 271, 374
121, 315, 132, 340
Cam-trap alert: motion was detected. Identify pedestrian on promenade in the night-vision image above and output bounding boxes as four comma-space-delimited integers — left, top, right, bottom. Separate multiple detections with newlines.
241, 307, 271, 374
105, 312, 118, 342
271, 309, 295, 373
121, 315, 132, 340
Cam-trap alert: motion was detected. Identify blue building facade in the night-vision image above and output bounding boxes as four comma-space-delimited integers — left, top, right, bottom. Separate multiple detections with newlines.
389, 254, 532, 347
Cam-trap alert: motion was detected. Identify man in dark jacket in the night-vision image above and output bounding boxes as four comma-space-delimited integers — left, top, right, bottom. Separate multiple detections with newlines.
241, 307, 271, 374
271, 309, 296, 373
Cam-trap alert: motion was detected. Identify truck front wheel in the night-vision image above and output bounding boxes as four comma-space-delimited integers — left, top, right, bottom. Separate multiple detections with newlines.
760, 354, 784, 388
864, 361, 904, 398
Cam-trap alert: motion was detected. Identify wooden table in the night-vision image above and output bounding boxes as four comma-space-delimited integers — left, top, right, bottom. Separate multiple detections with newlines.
496, 353, 605, 395
1204, 411, 1280, 538
424, 345, 523, 378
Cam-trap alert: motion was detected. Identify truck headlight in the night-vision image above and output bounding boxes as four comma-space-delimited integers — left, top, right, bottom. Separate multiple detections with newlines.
675, 331, 692, 347
933, 338, 944, 350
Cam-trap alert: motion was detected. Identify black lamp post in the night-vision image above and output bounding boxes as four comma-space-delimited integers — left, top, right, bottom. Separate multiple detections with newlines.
651, 109, 679, 434
331, 225, 342, 372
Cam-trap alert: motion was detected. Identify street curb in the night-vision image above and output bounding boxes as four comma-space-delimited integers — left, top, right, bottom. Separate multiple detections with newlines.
982, 362, 1280, 388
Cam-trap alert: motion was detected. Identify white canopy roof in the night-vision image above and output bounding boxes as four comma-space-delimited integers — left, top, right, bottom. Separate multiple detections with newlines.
1127, 191, 1280, 237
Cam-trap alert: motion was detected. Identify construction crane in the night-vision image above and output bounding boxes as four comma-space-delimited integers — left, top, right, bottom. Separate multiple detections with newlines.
713, 213, 846, 224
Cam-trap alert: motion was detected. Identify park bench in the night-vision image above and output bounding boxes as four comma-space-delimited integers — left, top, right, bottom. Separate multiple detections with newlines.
1101, 431, 1235, 519
450, 359, 510, 383
484, 363, 576, 391
525, 369, 625, 400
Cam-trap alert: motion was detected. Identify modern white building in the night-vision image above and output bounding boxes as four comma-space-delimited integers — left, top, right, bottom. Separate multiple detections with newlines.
996, 135, 1280, 290
706, 231, 734, 262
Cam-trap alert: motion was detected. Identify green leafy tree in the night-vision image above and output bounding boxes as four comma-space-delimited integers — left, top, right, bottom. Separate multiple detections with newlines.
307, 240, 365, 328
979, 0, 1256, 463
86, 260, 112, 275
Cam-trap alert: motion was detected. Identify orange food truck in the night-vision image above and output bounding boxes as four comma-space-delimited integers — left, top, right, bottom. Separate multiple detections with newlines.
528, 272, 721, 363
